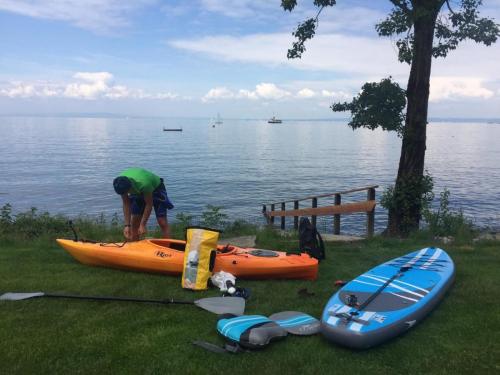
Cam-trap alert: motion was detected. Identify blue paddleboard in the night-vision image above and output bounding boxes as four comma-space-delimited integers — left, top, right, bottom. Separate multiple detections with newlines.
321, 247, 455, 349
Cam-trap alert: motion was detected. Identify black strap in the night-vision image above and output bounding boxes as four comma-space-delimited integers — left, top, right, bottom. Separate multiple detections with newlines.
99, 241, 127, 248
67, 220, 98, 244
338, 266, 412, 322
333, 312, 370, 325
316, 230, 325, 260
192, 341, 229, 354
192, 341, 250, 354
356, 266, 410, 313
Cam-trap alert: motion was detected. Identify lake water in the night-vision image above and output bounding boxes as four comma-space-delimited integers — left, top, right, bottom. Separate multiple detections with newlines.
1, 117, 499, 234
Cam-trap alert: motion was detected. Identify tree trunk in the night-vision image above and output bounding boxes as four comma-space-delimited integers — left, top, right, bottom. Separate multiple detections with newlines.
387, 1, 443, 236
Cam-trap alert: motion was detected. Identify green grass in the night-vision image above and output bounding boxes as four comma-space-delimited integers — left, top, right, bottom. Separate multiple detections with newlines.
1, 233, 499, 374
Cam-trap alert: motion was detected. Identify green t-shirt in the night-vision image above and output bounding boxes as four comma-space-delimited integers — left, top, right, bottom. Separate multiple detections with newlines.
120, 168, 161, 195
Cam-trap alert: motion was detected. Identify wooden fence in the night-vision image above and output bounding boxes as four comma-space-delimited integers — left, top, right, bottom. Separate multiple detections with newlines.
262, 185, 378, 237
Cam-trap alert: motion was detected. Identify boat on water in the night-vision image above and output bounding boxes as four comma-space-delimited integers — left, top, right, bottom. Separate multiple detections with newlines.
268, 116, 282, 124
215, 113, 223, 125
163, 127, 182, 132
56, 238, 318, 280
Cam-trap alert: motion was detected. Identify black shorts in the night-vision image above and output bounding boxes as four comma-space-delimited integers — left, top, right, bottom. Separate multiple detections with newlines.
129, 180, 174, 218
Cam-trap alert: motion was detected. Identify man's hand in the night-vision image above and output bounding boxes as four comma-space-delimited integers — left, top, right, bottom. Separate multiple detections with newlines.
123, 225, 132, 240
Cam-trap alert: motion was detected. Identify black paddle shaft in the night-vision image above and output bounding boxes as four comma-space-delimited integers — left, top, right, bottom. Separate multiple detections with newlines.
44, 293, 194, 306
351, 266, 411, 315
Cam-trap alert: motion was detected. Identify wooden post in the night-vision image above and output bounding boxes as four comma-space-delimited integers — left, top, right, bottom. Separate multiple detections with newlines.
367, 188, 376, 237
312, 197, 317, 227
281, 202, 285, 230
334, 193, 341, 235
293, 200, 299, 230
270, 204, 275, 225
262, 204, 269, 225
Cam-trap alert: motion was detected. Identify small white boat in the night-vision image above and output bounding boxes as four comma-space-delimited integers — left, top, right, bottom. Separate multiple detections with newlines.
268, 116, 282, 124
215, 113, 223, 125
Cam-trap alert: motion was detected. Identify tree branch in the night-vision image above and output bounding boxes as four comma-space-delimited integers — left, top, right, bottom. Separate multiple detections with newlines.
445, 0, 456, 15
389, 0, 412, 15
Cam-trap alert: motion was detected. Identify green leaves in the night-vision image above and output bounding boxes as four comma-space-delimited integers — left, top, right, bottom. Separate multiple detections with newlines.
376, 7, 414, 63
288, 18, 317, 59
201, 204, 228, 229
281, 0, 298, 12
377, 0, 500, 63
282, 0, 337, 59
331, 77, 407, 136
381, 172, 435, 236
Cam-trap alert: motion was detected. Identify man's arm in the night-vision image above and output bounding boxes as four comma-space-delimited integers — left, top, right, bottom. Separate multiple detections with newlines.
121, 194, 132, 239
138, 192, 153, 236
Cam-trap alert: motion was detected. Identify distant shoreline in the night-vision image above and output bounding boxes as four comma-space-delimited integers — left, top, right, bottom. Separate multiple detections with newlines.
0, 113, 499, 123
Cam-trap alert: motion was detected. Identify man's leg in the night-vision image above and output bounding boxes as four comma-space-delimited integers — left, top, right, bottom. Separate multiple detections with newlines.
157, 216, 170, 238
153, 183, 170, 238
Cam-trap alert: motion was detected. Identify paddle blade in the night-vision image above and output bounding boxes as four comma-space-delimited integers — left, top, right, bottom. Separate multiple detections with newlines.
0, 292, 45, 301
195, 296, 245, 315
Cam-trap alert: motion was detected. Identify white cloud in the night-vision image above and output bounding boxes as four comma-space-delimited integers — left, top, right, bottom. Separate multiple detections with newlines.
430, 77, 495, 102
321, 89, 351, 100
237, 89, 258, 100
200, 0, 276, 18
0, 72, 180, 101
0, 0, 155, 33
202, 87, 235, 102
0, 83, 35, 98
296, 88, 316, 98
154, 92, 179, 100
104, 85, 130, 99
169, 20, 500, 82
64, 72, 113, 99
169, 32, 409, 77
203, 83, 292, 102
253, 83, 290, 100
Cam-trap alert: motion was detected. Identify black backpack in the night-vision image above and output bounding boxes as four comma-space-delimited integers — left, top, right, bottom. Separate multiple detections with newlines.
298, 217, 325, 261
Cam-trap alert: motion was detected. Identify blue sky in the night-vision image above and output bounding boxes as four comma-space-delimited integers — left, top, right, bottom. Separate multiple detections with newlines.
0, 0, 499, 118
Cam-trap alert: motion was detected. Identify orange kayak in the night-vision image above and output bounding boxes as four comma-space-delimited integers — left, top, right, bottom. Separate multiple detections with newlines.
56, 238, 318, 280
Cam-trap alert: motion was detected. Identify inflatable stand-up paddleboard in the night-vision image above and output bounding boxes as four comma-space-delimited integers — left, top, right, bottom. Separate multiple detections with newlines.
321, 247, 455, 349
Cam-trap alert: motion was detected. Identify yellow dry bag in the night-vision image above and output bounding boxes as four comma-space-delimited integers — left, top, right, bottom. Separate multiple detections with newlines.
182, 227, 219, 291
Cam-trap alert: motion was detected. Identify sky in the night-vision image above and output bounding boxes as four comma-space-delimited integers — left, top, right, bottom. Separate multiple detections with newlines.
0, 0, 499, 119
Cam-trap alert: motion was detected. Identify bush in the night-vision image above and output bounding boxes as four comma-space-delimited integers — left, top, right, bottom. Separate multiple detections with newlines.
222, 219, 258, 238
422, 189, 475, 240
381, 172, 434, 235
201, 205, 228, 229
0, 204, 122, 242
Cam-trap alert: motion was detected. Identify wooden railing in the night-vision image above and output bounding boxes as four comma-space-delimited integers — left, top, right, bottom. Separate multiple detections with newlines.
262, 185, 378, 237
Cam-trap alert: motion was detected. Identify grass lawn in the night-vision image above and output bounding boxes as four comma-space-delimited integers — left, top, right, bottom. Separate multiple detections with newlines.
1, 234, 499, 374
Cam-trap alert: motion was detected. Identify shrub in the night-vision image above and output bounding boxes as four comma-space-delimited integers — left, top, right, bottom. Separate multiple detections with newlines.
201, 205, 228, 229
422, 189, 475, 240
381, 172, 434, 235
222, 219, 258, 238
0, 204, 122, 242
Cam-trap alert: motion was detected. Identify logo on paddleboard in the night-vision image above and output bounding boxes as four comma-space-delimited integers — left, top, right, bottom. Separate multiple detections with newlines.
405, 320, 417, 329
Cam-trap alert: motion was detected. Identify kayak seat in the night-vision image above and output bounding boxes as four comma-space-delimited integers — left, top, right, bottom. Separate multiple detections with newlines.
248, 249, 279, 257
218, 244, 234, 254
